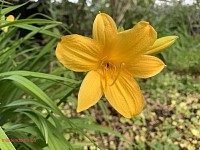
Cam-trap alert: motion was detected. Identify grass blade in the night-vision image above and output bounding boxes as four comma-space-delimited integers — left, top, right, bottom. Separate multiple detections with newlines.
1, 75, 63, 116
0, 127, 16, 150
0, 71, 80, 84
1, 1, 29, 16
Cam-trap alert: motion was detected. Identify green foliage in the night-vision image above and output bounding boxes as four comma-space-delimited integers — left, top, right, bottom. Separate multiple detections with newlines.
0, 1, 75, 149
0, 0, 199, 149
163, 28, 200, 73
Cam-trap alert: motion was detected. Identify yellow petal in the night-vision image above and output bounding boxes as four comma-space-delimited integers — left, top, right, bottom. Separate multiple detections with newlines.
56, 34, 103, 72
110, 21, 157, 62
104, 72, 144, 118
77, 71, 103, 112
93, 13, 117, 46
6, 15, 14, 22
145, 36, 178, 55
127, 55, 165, 78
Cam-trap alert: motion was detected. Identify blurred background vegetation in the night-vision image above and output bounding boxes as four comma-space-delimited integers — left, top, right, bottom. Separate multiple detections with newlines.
0, 0, 199, 150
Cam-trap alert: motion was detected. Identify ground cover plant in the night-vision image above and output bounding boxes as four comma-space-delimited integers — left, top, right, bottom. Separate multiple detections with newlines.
0, 0, 199, 150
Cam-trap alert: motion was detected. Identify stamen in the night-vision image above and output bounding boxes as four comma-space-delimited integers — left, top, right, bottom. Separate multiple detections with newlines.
110, 62, 125, 86
96, 56, 107, 71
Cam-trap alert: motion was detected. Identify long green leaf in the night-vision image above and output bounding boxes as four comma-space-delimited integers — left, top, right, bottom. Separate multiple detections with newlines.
1, 1, 29, 15
0, 19, 62, 29
15, 110, 73, 150
0, 127, 16, 150
1, 75, 62, 116
0, 71, 80, 84
4, 99, 51, 110
13, 24, 61, 38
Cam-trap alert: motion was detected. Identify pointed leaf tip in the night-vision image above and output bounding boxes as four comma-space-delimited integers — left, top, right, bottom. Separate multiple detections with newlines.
145, 36, 178, 55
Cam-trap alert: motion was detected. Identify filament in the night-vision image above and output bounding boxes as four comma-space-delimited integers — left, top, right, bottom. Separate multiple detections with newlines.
110, 62, 125, 86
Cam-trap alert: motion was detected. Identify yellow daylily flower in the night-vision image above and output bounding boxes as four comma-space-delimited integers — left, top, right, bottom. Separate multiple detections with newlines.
56, 13, 177, 118
1, 15, 15, 32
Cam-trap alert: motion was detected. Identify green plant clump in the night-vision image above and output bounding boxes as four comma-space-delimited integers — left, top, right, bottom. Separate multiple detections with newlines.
0, 0, 199, 150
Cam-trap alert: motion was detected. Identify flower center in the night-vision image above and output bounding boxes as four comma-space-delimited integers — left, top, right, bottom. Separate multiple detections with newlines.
100, 58, 125, 86
102, 61, 116, 72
